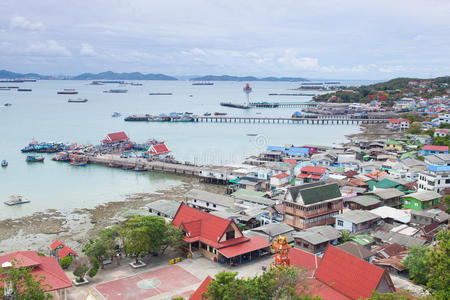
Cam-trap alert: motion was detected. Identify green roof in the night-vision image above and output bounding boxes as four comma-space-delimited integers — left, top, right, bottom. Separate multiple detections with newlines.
366, 178, 402, 190
231, 189, 265, 197
400, 152, 416, 160
351, 234, 375, 246
289, 182, 342, 205
385, 140, 403, 145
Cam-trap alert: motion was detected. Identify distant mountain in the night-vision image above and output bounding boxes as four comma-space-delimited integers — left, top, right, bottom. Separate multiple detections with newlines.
73, 71, 177, 80
0, 69, 50, 79
190, 75, 309, 82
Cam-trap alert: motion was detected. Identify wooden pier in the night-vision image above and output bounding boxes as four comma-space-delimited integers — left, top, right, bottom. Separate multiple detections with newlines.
193, 115, 389, 125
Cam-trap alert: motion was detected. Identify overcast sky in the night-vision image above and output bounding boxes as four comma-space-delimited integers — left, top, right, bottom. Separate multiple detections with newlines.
1, 0, 449, 79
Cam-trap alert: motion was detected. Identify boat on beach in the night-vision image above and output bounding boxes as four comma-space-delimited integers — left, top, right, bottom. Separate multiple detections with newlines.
26, 155, 44, 162
1, 160, 7, 167
68, 98, 88, 103
4, 195, 30, 206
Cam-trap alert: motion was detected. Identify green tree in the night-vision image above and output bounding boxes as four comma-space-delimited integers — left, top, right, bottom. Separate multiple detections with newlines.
368, 290, 433, 299
160, 224, 184, 256
120, 225, 152, 264
443, 195, 450, 213
406, 123, 422, 134
403, 246, 429, 285
83, 232, 115, 269
338, 230, 353, 244
73, 259, 89, 283
423, 229, 450, 299
206, 267, 321, 300
0, 259, 52, 300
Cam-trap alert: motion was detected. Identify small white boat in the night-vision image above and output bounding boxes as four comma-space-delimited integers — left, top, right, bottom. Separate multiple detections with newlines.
4, 195, 30, 206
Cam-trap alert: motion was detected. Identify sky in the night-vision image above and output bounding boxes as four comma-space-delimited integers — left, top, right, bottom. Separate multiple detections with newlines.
0, 0, 449, 80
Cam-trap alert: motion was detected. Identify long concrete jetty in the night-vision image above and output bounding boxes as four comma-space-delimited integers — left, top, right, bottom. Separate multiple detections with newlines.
193, 116, 388, 125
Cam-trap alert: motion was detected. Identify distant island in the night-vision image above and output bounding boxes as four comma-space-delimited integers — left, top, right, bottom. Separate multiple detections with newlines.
73, 71, 177, 80
190, 75, 309, 82
0, 69, 177, 80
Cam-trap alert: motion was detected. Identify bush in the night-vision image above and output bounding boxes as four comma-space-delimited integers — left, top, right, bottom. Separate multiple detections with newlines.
88, 266, 98, 278
60, 256, 73, 269
91, 257, 100, 270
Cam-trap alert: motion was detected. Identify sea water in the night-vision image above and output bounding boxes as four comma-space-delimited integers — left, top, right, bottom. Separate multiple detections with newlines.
0, 80, 369, 219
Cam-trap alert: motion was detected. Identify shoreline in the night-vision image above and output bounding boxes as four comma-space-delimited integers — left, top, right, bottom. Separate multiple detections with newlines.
0, 177, 225, 254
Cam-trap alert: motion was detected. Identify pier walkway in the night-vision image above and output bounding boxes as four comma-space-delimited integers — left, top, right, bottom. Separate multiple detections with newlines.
86, 155, 201, 176
249, 101, 318, 108
194, 116, 389, 125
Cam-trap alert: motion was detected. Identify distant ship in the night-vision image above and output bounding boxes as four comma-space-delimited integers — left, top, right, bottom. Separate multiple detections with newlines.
103, 89, 128, 93
149, 93, 173, 95
58, 89, 78, 94
68, 98, 88, 103
18, 88, 32, 92
192, 81, 214, 85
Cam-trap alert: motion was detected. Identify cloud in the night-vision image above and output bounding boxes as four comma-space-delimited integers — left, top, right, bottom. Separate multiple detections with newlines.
10, 16, 44, 31
80, 43, 98, 56
27, 40, 71, 57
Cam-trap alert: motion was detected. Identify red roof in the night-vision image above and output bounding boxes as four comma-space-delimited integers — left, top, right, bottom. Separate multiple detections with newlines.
0, 251, 72, 291
422, 145, 449, 151
283, 159, 298, 164
272, 173, 289, 179
314, 246, 390, 299
146, 143, 170, 155
389, 119, 410, 124
102, 131, 129, 143
57, 246, 78, 259
289, 248, 321, 276
305, 278, 351, 300
189, 275, 213, 300
50, 240, 64, 251
172, 203, 247, 249
50, 240, 78, 259
301, 166, 327, 174
218, 236, 270, 258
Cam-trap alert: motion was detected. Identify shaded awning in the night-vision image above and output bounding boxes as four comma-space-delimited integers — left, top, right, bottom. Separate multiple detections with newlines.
218, 236, 270, 258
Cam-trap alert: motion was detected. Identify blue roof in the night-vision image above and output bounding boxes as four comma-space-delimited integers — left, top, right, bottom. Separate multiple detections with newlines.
427, 165, 450, 172
266, 146, 309, 156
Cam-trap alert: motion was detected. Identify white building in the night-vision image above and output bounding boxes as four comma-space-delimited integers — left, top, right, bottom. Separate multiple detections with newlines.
387, 119, 411, 131
417, 165, 450, 193
186, 189, 235, 212
432, 114, 450, 125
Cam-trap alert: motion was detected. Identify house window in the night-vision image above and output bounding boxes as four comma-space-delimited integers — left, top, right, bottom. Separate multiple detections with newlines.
194, 199, 197, 202
414, 202, 419, 207
337, 220, 344, 226
213, 204, 216, 208
206, 202, 209, 206
201, 242, 207, 250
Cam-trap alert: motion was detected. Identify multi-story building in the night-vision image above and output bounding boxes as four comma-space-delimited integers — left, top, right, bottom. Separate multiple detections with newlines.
283, 182, 343, 230
387, 119, 410, 130
417, 165, 450, 193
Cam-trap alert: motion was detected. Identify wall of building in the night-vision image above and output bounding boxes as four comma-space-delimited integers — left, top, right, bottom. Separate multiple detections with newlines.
335, 217, 353, 232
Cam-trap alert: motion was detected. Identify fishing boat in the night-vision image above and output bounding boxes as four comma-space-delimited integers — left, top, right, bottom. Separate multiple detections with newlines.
18, 88, 32, 92
121, 165, 134, 170
4, 195, 30, 206
134, 166, 146, 172
1, 160, 7, 167
107, 163, 121, 168
112, 112, 121, 117
4, 103, 12, 107
68, 98, 88, 103
52, 153, 70, 161
26, 155, 44, 162
214, 112, 227, 116
70, 160, 88, 166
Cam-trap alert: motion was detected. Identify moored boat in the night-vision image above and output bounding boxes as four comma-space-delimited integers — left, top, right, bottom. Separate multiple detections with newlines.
4, 195, 30, 206
70, 160, 88, 166
214, 112, 227, 116
121, 165, 134, 170
26, 155, 44, 162
203, 112, 211, 116
68, 98, 88, 103
1, 160, 7, 167
103, 89, 128, 93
